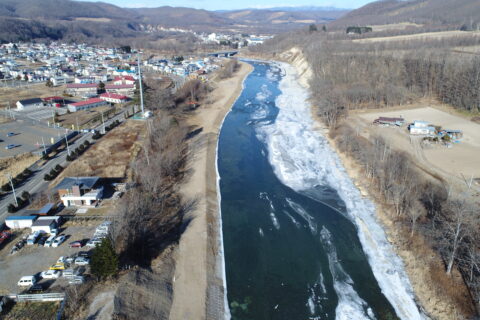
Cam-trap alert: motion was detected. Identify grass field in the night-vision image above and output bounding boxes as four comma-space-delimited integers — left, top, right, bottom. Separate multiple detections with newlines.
354, 30, 480, 43
57, 105, 118, 130
0, 83, 66, 108
55, 120, 145, 180
0, 153, 40, 186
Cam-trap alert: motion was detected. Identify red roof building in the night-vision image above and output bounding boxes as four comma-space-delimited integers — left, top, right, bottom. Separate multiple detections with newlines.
100, 93, 129, 104
68, 98, 107, 112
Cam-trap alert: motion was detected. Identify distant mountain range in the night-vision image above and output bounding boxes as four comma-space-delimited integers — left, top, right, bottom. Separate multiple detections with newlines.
0, 0, 350, 43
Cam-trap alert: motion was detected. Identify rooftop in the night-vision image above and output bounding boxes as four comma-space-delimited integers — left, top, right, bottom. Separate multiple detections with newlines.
70, 98, 104, 107
55, 176, 100, 191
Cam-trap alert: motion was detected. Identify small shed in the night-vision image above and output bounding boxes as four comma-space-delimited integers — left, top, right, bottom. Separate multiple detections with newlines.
35, 203, 55, 216
5, 216, 37, 229
31, 219, 57, 234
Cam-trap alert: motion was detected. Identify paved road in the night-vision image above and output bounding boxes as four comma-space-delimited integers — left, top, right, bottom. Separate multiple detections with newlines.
0, 112, 127, 224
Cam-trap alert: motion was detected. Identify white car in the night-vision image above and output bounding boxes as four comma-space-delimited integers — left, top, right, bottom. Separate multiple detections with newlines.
68, 276, 85, 285
51, 235, 66, 248
86, 238, 102, 248
40, 270, 61, 279
74, 257, 90, 266
44, 235, 56, 247
17, 275, 37, 287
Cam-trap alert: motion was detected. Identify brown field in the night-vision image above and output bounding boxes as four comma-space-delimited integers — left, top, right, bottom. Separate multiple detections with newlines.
0, 153, 40, 186
74, 17, 112, 22
57, 106, 118, 129
370, 22, 423, 32
354, 30, 480, 43
353, 104, 480, 187
0, 83, 66, 107
54, 120, 145, 180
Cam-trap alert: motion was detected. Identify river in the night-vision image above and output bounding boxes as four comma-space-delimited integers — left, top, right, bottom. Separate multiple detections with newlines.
218, 61, 423, 320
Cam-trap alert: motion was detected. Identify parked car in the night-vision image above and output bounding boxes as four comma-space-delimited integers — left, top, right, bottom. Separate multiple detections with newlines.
37, 236, 49, 246
63, 269, 75, 278
77, 251, 91, 258
57, 256, 66, 264
65, 256, 75, 264
86, 238, 102, 248
51, 235, 66, 248
68, 276, 84, 285
40, 270, 61, 279
27, 284, 44, 294
69, 241, 83, 248
5, 144, 17, 150
6, 132, 15, 137
44, 235, 56, 247
18, 276, 37, 287
74, 257, 90, 266
49, 262, 65, 271
27, 231, 42, 245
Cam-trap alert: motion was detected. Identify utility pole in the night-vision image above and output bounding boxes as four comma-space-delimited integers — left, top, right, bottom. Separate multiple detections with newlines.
6, 174, 18, 206
137, 53, 145, 116
41, 136, 47, 155
64, 133, 70, 156
76, 117, 80, 132
101, 112, 105, 134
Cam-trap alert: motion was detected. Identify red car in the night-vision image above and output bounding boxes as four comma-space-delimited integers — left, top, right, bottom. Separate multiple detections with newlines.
69, 241, 83, 248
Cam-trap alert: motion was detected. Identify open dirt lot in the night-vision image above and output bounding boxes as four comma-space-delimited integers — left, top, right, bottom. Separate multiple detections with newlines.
354, 30, 480, 43
56, 120, 145, 179
0, 224, 97, 294
354, 106, 480, 183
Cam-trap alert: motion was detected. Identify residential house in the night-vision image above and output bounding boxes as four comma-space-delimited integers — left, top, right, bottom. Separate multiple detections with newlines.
105, 84, 135, 97
66, 83, 98, 96
56, 176, 104, 207
100, 92, 129, 104
16, 98, 44, 110
113, 75, 135, 85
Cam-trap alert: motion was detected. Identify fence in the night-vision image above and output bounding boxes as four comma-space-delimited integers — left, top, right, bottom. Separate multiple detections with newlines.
14, 292, 65, 302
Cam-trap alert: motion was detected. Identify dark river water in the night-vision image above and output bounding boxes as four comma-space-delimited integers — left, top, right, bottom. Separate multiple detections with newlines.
217, 61, 424, 320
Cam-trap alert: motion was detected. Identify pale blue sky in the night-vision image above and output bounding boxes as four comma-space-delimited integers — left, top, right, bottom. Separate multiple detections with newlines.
85, 0, 373, 10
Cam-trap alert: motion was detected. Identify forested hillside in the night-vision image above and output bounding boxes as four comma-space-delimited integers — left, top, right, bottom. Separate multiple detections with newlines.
330, 0, 480, 29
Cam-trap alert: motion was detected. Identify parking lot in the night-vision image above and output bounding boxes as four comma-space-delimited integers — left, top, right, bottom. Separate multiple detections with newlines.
0, 224, 97, 294
0, 120, 66, 157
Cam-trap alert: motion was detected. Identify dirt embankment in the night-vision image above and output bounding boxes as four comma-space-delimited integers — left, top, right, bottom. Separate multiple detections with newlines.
285, 47, 475, 319
168, 61, 253, 320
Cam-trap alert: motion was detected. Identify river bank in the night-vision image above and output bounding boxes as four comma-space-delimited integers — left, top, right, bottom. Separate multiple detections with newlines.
169, 61, 253, 320
282, 48, 475, 319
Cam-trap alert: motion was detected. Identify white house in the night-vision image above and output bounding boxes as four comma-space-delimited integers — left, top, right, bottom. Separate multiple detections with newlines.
31, 216, 60, 234
409, 120, 436, 135
51, 76, 67, 86
99, 92, 129, 104
56, 177, 104, 207
16, 98, 44, 110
